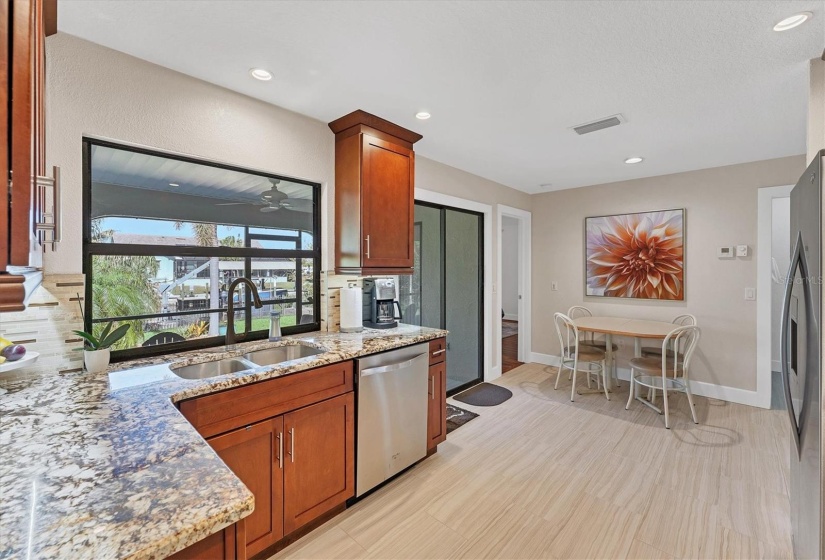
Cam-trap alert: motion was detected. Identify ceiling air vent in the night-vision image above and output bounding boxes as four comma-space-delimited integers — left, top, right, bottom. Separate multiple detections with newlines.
572, 114, 625, 135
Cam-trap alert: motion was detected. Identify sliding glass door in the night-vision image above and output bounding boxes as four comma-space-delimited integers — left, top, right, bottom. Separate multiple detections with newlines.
399, 201, 483, 395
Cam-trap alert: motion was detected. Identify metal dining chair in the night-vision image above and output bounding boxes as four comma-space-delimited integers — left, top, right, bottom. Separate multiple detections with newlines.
640, 314, 696, 361
625, 325, 701, 429
554, 312, 609, 402
567, 306, 619, 385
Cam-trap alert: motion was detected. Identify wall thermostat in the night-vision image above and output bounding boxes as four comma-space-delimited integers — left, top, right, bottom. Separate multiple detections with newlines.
736, 244, 749, 257
718, 246, 735, 258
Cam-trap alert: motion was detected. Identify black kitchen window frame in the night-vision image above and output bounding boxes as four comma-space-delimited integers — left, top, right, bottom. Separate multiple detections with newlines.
82, 138, 322, 362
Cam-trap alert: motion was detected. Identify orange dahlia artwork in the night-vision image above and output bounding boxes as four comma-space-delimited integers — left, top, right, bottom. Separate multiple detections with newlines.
585, 209, 684, 300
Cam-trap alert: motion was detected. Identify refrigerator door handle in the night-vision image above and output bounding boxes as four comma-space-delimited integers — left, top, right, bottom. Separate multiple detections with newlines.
780, 231, 807, 456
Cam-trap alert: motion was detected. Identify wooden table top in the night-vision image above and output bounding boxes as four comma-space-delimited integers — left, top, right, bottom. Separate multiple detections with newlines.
573, 316, 676, 339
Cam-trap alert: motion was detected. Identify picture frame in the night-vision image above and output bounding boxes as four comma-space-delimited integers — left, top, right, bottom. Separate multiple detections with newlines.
584, 208, 685, 300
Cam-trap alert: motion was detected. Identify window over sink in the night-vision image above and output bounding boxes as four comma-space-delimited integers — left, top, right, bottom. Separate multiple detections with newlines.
82, 139, 321, 360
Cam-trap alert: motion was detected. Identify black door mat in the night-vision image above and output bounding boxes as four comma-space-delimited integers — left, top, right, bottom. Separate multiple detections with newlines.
453, 382, 513, 407
446, 404, 478, 434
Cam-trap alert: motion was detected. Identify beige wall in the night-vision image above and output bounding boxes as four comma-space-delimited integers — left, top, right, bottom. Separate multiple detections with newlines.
531, 155, 805, 391
39, 33, 529, 372
809, 58, 825, 163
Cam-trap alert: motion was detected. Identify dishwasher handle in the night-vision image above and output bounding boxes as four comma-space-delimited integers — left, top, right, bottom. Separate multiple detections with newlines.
360, 353, 427, 377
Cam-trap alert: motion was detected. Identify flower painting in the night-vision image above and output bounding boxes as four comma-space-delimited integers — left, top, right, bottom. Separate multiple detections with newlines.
585, 209, 684, 300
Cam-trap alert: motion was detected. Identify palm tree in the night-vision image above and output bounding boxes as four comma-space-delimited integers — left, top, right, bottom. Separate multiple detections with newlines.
90, 219, 160, 348
175, 222, 222, 336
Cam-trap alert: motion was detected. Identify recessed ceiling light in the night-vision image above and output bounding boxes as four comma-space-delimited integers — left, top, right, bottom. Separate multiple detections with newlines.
773, 12, 812, 31
168, 183, 179, 187
249, 68, 273, 81
415, 112, 431, 120
624, 157, 644, 164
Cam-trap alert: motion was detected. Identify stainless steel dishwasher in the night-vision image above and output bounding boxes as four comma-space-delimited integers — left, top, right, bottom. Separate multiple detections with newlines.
355, 342, 429, 496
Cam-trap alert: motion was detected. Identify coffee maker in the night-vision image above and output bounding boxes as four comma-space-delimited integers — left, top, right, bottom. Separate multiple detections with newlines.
362, 278, 402, 329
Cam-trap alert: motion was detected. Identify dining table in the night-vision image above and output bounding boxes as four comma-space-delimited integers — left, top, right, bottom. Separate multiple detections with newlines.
572, 316, 677, 391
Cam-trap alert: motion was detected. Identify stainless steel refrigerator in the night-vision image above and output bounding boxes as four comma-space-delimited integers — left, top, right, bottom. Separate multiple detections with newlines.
781, 150, 824, 559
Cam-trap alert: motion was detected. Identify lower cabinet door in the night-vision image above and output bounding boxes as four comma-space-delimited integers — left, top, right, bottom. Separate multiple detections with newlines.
427, 362, 447, 449
208, 417, 284, 558
283, 393, 355, 535
166, 526, 236, 560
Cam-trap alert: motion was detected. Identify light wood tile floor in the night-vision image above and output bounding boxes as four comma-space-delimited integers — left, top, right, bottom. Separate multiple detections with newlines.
270, 363, 792, 560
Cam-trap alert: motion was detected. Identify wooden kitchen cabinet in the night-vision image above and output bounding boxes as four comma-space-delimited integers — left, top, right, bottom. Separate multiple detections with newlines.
427, 338, 447, 451
328, 110, 422, 275
283, 392, 355, 535
207, 417, 284, 558
166, 525, 240, 560
179, 363, 356, 558
1, 0, 58, 311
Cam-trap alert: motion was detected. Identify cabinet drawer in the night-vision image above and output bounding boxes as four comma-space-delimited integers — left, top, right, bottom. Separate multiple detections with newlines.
180, 361, 354, 438
429, 338, 446, 365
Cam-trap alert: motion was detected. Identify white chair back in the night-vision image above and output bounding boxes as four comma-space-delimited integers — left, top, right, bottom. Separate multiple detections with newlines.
567, 306, 597, 344
672, 314, 696, 326
554, 312, 580, 360
661, 325, 700, 377
567, 306, 592, 319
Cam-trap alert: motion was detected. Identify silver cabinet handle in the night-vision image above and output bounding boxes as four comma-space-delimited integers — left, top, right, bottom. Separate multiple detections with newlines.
34, 165, 60, 250
277, 431, 283, 469
365, 235, 371, 259
289, 427, 295, 463
430, 375, 435, 399
431, 349, 446, 356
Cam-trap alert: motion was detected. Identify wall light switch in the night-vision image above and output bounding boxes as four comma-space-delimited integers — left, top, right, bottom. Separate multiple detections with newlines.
551, 281, 558, 291
744, 287, 756, 300
736, 245, 749, 257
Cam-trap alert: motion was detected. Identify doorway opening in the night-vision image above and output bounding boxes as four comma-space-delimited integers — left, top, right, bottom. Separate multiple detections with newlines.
501, 215, 523, 373
398, 201, 485, 396
757, 184, 793, 410
496, 205, 532, 375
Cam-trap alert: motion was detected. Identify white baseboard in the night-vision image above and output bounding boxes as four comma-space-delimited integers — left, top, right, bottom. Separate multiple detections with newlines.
526, 353, 765, 408
488, 365, 502, 381
771, 359, 781, 373
528, 352, 560, 367
503, 313, 519, 322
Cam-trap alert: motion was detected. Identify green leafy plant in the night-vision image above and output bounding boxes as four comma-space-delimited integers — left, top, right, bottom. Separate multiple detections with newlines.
73, 322, 131, 351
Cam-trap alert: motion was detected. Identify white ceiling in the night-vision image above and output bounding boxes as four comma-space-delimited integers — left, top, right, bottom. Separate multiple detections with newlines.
60, 1, 824, 193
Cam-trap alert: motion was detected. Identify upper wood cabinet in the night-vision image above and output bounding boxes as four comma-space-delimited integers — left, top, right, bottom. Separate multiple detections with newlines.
329, 110, 422, 275
1, 0, 58, 312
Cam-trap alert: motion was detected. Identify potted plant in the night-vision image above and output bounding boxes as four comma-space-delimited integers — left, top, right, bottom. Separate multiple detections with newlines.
73, 322, 130, 373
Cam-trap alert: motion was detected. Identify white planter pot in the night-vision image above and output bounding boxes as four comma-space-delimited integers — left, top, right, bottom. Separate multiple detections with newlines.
84, 349, 111, 373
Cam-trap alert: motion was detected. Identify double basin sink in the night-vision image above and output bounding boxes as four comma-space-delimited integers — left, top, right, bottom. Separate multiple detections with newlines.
171, 344, 326, 380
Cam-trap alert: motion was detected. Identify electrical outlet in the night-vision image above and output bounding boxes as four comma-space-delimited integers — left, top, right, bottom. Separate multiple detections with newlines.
551, 281, 558, 291
744, 287, 756, 300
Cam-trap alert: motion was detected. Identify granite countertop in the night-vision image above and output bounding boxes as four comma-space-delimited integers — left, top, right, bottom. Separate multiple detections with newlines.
0, 325, 447, 560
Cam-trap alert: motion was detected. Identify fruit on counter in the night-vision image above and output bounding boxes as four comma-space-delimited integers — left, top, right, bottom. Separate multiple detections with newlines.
1, 344, 26, 362
0, 336, 12, 350
0, 356, 5, 364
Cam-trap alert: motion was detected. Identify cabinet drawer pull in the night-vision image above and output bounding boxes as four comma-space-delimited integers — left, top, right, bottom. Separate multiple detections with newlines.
289, 427, 295, 463
34, 165, 61, 250
365, 235, 371, 259
277, 432, 283, 469
431, 349, 446, 356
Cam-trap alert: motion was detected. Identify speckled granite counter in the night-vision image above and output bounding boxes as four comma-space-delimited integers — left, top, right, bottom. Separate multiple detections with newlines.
0, 325, 447, 560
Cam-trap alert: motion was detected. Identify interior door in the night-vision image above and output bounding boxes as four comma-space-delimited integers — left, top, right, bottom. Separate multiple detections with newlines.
207, 417, 283, 557
283, 393, 354, 534
361, 135, 414, 268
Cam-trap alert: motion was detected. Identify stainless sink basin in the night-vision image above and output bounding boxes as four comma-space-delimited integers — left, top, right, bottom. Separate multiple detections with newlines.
171, 358, 253, 380
244, 344, 325, 365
